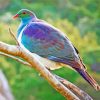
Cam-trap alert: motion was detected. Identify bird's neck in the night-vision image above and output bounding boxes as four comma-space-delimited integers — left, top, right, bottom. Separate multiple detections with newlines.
21, 17, 33, 23
17, 17, 37, 38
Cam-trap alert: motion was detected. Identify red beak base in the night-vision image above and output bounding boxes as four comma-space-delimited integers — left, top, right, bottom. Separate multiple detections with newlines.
13, 14, 19, 19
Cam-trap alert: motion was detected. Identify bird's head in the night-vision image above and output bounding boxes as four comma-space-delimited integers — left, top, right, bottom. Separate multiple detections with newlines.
13, 9, 37, 21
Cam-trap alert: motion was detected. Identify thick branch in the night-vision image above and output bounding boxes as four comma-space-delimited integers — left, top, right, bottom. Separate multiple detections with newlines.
0, 42, 19, 56
0, 50, 93, 100
0, 41, 80, 100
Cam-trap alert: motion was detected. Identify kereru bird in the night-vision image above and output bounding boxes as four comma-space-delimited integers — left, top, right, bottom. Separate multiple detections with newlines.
13, 9, 99, 90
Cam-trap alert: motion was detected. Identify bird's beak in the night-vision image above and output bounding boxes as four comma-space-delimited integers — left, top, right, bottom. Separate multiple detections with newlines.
13, 14, 19, 19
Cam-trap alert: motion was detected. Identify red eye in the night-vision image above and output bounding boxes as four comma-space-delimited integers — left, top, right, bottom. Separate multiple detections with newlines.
23, 12, 26, 14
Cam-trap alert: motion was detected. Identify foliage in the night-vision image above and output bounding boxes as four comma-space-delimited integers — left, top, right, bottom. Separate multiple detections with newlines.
0, 0, 100, 100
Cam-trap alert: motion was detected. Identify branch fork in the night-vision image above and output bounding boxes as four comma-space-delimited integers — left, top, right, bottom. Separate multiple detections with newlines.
0, 28, 94, 100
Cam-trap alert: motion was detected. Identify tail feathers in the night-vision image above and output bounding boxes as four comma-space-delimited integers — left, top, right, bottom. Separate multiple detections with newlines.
76, 68, 100, 91
65, 59, 100, 91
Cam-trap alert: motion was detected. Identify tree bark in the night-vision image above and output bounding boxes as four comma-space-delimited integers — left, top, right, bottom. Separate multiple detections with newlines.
0, 41, 93, 100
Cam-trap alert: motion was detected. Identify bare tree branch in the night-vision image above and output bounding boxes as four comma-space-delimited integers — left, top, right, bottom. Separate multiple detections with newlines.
0, 52, 31, 67
55, 75, 93, 100
0, 41, 81, 100
0, 50, 93, 100
8, 28, 19, 45
0, 40, 94, 100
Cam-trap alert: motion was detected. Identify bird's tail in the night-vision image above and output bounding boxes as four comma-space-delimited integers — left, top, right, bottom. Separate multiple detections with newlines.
76, 68, 100, 91
66, 59, 100, 91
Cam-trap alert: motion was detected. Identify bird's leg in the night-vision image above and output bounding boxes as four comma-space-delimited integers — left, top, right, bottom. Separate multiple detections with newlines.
9, 27, 20, 46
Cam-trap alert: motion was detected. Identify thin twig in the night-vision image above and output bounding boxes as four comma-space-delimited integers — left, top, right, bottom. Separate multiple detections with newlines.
9, 28, 19, 45
0, 52, 31, 67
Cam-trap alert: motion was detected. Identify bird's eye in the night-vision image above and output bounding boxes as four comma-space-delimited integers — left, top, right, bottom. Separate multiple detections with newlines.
23, 12, 26, 14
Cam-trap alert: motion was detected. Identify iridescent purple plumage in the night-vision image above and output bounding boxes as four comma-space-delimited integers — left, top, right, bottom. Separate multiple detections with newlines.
14, 9, 99, 90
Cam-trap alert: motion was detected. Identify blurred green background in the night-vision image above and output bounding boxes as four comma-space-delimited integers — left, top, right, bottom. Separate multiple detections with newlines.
0, 0, 100, 100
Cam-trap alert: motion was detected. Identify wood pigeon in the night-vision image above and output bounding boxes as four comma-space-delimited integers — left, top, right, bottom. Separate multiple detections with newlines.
13, 9, 99, 90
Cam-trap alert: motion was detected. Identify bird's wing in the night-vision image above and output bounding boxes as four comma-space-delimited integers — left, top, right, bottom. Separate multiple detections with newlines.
20, 21, 100, 90
21, 21, 79, 63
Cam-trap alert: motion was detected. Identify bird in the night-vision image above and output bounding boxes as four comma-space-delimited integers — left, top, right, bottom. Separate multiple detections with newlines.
13, 9, 99, 90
